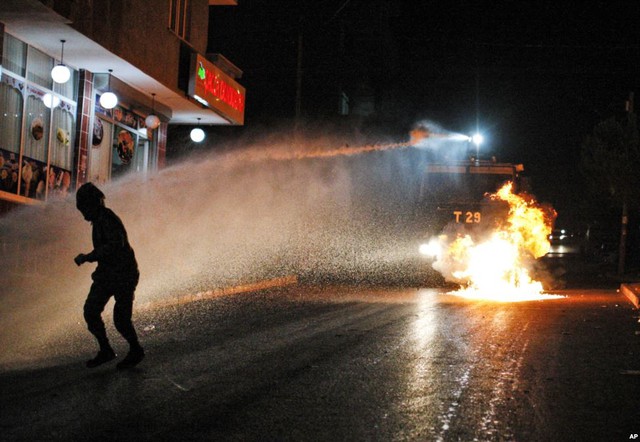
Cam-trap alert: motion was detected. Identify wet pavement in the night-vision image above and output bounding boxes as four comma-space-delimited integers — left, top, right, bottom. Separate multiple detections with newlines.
2, 284, 640, 441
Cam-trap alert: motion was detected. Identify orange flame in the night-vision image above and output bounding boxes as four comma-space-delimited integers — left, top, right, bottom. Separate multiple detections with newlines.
435, 182, 562, 302
491, 182, 552, 259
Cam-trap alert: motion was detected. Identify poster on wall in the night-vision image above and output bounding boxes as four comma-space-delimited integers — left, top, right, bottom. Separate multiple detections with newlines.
30, 117, 44, 142
0, 148, 20, 194
89, 116, 113, 184
25, 113, 47, 163
117, 129, 135, 164
111, 128, 136, 177
92, 118, 104, 147
56, 127, 70, 146
113, 107, 137, 129
18, 154, 71, 200
46, 165, 72, 199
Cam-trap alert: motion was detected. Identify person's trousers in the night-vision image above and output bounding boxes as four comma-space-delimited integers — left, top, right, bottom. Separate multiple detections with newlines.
83, 282, 140, 349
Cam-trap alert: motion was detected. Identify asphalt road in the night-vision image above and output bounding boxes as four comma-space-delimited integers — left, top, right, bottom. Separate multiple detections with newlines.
2, 284, 640, 441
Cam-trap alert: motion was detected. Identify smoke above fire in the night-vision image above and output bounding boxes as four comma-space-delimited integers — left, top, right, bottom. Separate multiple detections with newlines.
0, 120, 552, 367
0, 122, 475, 366
431, 182, 562, 302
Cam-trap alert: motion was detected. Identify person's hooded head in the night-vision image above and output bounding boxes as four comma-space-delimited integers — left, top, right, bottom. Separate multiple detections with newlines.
76, 182, 105, 221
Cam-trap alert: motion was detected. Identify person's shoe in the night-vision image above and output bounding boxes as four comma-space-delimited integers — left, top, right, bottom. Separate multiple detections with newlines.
86, 348, 117, 368
116, 347, 145, 370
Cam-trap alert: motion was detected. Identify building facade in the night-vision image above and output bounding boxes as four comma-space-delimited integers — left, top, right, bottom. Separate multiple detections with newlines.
0, 0, 244, 213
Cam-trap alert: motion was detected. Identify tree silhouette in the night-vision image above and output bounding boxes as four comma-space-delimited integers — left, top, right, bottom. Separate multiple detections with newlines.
581, 110, 640, 274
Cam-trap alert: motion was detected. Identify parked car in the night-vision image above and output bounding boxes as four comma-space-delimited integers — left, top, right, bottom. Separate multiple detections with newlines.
545, 228, 585, 258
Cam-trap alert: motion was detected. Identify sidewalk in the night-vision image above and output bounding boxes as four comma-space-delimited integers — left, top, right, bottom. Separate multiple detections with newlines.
614, 265, 640, 308
541, 257, 640, 308
620, 283, 640, 309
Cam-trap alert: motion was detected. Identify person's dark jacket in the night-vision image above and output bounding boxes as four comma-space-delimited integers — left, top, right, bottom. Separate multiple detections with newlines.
84, 206, 139, 289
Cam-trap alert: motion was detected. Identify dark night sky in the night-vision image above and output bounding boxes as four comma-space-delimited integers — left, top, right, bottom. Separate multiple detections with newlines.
204, 1, 640, 225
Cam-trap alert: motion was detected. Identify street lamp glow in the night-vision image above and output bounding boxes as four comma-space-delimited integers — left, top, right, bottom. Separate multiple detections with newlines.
471, 133, 484, 146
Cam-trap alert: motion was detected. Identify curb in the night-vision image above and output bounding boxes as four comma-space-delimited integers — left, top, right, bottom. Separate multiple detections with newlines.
620, 283, 640, 309
139, 275, 298, 310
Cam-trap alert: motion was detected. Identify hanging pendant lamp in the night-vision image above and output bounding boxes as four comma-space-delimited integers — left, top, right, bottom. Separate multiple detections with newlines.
99, 69, 118, 109
51, 39, 71, 84
145, 93, 161, 129
190, 118, 205, 142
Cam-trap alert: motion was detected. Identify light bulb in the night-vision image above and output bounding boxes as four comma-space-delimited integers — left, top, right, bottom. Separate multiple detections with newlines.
51, 64, 71, 84
51, 40, 71, 84
42, 93, 61, 109
100, 92, 118, 109
145, 114, 160, 130
190, 127, 205, 142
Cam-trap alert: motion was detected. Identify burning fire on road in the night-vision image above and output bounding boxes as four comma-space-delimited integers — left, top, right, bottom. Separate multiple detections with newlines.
430, 182, 564, 302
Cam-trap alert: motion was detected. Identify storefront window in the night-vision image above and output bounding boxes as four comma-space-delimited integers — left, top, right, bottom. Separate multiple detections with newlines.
0, 76, 24, 195
21, 87, 51, 198
2, 33, 27, 77
148, 134, 159, 172
26, 47, 54, 91
0, 78, 24, 155
47, 102, 74, 198
100, 104, 155, 179
53, 70, 78, 101
22, 87, 50, 163
133, 138, 149, 174
51, 103, 74, 170
0, 34, 76, 201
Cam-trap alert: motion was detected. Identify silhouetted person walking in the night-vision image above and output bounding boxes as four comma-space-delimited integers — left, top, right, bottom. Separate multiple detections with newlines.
74, 182, 144, 369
